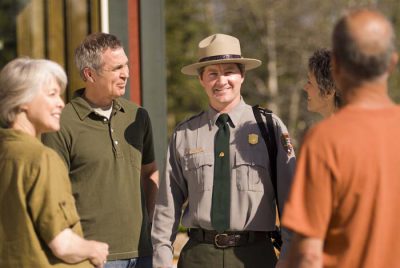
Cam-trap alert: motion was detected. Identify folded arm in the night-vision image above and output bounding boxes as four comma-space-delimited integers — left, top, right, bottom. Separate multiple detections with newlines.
48, 228, 109, 267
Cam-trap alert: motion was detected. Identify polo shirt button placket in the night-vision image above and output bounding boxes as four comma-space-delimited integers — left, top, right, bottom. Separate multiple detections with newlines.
110, 122, 123, 158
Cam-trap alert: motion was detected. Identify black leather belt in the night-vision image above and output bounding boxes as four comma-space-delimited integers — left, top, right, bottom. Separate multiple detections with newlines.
188, 228, 268, 248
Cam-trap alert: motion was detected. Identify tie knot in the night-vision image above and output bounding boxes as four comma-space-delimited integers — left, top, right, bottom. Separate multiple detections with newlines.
217, 114, 230, 126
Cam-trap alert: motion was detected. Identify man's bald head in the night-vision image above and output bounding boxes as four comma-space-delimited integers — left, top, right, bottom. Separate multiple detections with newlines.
332, 8, 396, 81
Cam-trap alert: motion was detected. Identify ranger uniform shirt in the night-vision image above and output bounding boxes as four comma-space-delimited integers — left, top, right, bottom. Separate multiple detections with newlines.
0, 128, 91, 267
152, 99, 296, 267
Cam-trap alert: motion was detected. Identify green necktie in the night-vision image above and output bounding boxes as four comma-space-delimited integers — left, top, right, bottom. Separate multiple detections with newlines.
211, 113, 231, 232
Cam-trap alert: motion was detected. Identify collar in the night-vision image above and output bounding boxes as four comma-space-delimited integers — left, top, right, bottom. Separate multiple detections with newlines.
206, 97, 246, 128
70, 88, 125, 120
0, 127, 40, 144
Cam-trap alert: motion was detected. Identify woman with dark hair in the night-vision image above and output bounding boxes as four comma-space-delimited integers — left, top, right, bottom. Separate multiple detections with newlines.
304, 48, 341, 118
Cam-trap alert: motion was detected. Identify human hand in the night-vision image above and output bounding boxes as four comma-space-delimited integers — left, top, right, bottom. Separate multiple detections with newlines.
87, 241, 109, 268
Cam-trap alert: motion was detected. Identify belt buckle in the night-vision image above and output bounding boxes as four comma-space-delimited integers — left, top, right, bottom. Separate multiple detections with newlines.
214, 233, 229, 249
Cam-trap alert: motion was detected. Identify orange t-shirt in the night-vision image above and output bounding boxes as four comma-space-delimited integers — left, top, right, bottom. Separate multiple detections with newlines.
282, 105, 400, 268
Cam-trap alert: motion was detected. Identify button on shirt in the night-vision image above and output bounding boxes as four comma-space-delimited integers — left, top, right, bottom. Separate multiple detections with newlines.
42, 89, 155, 260
152, 99, 296, 266
0, 129, 91, 267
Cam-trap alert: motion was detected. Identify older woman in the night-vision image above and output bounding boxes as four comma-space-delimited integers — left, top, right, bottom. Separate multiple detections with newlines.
0, 58, 108, 267
303, 48, 341, 118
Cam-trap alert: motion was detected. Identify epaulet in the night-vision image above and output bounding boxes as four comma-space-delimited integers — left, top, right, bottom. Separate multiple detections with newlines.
255, 105, 273, 115
175, 110, 205, 129
252, 104, 278, 127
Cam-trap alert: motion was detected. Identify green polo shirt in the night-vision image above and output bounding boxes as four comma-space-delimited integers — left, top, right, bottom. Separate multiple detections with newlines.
42, 89, 155, 260
0, 128, 91, 267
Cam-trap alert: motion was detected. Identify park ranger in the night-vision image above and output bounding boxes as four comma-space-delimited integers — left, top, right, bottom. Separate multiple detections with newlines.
152, 33, 295, 268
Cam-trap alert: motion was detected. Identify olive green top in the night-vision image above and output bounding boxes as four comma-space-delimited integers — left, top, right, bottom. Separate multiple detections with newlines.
0, 128, 91, 267
42, 89, 155, 260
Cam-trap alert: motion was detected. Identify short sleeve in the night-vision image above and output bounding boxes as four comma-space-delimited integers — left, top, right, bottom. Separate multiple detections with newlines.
282, 133, 333, 239
28, 148, 82, 244
140, 108, 156, 165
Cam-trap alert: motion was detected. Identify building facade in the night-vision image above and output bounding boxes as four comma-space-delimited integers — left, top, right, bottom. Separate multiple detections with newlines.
0, 0, 167, 172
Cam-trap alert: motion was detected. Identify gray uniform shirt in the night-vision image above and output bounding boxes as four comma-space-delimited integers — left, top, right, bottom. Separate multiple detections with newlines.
152, 99, 295, 266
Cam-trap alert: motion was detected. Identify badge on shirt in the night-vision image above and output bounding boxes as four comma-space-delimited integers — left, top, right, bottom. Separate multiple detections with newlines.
281, 133, 294, 156
248, 133, 259, 145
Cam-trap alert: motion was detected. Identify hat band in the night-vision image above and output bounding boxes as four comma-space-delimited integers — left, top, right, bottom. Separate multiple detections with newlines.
199, 54, 242, 62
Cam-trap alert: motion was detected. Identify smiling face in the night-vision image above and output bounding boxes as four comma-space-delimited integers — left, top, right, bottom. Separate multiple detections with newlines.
22, 77, 65, 135
199, 63, 244, 112
303, 71, 335, 117
87, 47, 129, 105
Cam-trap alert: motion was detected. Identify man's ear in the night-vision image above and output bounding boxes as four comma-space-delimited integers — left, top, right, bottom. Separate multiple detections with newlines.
331, 55, 340, 80
330, 55, 345, 96
388, 52, 398, 74
198, 74, 204, 86
83, 67, 95, 82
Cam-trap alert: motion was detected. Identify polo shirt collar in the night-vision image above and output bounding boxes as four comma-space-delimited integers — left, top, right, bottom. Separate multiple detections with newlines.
70, 88, 126, 120
206, 97, 246, 128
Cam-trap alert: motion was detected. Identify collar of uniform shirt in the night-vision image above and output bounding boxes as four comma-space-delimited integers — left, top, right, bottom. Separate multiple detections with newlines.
207, 98, 247, 128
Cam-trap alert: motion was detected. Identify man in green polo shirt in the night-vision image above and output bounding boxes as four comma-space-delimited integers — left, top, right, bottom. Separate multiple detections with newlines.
42, 33, 159, 268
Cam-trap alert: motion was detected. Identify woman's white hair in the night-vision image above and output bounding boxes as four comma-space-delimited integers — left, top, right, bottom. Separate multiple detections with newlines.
0, 57, 67, 126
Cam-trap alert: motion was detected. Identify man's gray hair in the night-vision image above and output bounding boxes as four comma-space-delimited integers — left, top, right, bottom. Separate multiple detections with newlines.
75, 32, 123, 81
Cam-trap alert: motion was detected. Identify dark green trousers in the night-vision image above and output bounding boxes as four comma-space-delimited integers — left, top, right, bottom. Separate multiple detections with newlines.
177, 237, 277, 268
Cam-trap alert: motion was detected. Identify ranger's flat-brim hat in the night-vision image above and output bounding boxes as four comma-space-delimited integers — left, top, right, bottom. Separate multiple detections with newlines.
181, 33, 262, 76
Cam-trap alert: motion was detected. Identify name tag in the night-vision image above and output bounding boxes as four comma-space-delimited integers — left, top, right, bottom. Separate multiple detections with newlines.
186, 147, 204, 155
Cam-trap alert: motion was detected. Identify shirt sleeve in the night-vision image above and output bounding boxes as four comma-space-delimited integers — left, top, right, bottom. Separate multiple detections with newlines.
282, 131, 333, 239
272, 115, 296, 258
140, 108, 156, 165
152, 131, 187, 267
28, 148, 82, 244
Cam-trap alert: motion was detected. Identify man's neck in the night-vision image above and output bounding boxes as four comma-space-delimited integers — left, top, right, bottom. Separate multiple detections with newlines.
343, 80, 394, 109
212, 98, 241, 114
83, 89, 113, 109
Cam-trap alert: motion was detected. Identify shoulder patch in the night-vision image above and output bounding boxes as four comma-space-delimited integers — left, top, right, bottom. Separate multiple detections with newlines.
281, 133, 294, 156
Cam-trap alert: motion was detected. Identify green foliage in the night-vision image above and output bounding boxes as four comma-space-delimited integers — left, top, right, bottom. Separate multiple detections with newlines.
0, 0, 23, 68
178, 223, 188, 233
166, 0, 400, 147
165, 1, 214, 135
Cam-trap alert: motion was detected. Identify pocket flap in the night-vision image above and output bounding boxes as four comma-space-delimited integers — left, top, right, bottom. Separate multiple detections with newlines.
234, 150, 267, 168
59, 195, 80, 227
182, 152, 214, 171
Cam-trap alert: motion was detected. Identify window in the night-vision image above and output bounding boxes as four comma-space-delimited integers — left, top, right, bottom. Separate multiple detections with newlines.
0, 0, 100, 100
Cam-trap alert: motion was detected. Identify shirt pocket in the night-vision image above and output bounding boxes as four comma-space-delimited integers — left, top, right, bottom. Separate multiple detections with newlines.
182, 152, 214, 192
234, 150, 269, 192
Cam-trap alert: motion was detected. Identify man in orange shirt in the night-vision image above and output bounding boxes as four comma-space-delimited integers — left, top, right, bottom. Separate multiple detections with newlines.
282, 8, 400, 268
